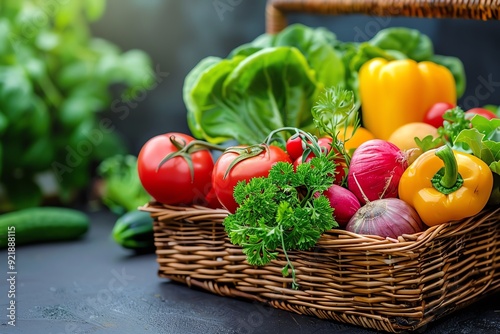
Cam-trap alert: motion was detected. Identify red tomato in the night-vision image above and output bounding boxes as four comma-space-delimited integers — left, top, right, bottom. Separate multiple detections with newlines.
137, 132, 214, 206
286, 135, 332, 161
465, 108, 498, 120
285, 134, 305, 161
204, 186, 223, 209
212, 145, 291, 213
423, 102, 455, 128
317, 137, 333, 154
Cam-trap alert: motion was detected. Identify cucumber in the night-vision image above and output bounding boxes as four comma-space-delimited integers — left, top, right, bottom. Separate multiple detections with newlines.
112, 210, 154, 250
0, 207, 89, 248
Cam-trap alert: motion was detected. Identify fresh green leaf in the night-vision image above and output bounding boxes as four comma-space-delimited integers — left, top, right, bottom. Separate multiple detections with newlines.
368, 27, 434, 61
271, 24, 345, 89
186, 24, 346, 145
454, 129, 486, 161
97, 155, 151, 215
470, 115, 500, 141
438, 107, 470, 149
185, 55, 244, 143
223, 155, 337, 289
415, 135, 443, 153
186, 47, 319, 144
490, 162, 500, 176
0, 0, 153, 210
452, 116, 500, 206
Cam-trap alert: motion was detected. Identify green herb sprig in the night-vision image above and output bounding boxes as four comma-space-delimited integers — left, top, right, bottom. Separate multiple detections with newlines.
223, 156, 338, 290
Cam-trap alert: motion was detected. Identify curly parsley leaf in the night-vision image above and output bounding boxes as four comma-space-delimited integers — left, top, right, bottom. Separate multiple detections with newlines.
223, 155, 338, 289
437, 107, 471, 150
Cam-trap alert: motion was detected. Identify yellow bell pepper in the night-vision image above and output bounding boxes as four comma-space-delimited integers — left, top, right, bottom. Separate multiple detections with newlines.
359, 58, 457, 140
398, 145, 493, 227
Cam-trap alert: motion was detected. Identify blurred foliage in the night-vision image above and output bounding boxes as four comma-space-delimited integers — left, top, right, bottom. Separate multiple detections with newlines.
97, 154, 150, 215
0, 0, 154, 211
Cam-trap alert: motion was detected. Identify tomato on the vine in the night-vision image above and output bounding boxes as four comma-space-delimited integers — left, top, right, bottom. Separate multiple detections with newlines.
285, 133, 305, 161
286, 134, 333, 161
317, 137, 333, 154
212, 145, 291, 213
137, 132, 214, 206
423, 102, 455, 128
465, 108, 498, 120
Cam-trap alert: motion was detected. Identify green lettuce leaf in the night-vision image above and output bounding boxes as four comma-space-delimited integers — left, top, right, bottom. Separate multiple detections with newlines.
369, 27, 434, 61
185, 24, 346, 144
229, 24, 345, 89
454, 115, 500, 205
185, 47, 319, 144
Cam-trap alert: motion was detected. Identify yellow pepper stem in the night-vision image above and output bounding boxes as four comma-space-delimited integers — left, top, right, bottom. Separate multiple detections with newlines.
432, 145, 464, 195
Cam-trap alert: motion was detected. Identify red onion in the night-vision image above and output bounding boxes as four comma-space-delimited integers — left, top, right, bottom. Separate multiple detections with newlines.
347, 139, 408, 205
323, 184, 360, 228
345, 198, 424, 239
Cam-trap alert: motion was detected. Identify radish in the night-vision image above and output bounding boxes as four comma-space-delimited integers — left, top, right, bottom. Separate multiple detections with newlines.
347, 139, 408, 204
322, 184, 360, 228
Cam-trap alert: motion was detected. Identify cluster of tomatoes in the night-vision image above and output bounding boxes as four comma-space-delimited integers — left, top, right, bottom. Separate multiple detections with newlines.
136, 130, 371, 214
137, 103, 497, 214
424, 103, 498, 127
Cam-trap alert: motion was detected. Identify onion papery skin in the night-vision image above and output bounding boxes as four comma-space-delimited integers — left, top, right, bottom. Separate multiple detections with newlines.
345, 198, 424, 239
347, 139, 408, 205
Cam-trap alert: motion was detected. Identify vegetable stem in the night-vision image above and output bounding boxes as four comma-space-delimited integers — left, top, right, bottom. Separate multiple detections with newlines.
280, 227, 299, 290
432, 145, 464, 194
311, 87, 359, 168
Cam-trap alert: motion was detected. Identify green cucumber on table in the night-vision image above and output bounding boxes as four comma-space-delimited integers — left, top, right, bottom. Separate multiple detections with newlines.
0, 207, 90, 248
112, 210, 154, 250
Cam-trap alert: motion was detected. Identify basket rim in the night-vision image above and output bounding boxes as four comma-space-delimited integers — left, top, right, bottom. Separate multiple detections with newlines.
141, 202, 500, 252
265, 0, 500, 33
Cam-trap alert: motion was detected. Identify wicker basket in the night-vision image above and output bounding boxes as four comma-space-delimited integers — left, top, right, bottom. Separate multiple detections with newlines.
142, 202, 500, 333
143, 1, 500, 333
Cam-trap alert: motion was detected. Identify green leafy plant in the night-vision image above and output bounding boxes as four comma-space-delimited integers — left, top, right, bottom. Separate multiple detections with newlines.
185, 25, 465, 146
0, 0, 154, 211
97, 154, 151, 215
184, 24, 346, 145
223, 156, 338, 289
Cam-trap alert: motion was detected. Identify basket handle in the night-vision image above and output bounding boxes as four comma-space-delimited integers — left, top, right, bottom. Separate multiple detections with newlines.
266, 0, 500, 33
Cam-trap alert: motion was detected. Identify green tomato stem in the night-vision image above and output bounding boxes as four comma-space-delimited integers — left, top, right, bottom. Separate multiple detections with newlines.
265, 127, 324, 158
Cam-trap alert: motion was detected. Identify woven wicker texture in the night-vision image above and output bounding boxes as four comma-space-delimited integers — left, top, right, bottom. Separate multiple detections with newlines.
143, 203, 500, 333
266, 0, 500, 33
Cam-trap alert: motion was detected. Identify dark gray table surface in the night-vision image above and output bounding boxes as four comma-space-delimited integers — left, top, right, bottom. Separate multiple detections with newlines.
2, 208, 499, 334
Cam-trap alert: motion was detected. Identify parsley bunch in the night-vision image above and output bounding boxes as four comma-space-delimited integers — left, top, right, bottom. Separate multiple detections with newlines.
439, 107, 471, 147
223, 156, 338, 289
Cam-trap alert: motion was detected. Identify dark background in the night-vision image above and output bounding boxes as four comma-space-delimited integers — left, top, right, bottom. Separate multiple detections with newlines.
90, 0, 500, 154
